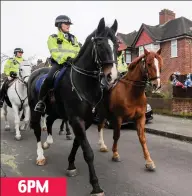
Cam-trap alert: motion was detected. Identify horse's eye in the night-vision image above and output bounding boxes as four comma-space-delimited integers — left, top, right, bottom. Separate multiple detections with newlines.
20, 69, 23, 71
148, 64, 152, 67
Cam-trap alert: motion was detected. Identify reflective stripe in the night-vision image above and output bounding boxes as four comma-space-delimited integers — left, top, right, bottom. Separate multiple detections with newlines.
56, 54, 64, 63
50, 48, 77, 54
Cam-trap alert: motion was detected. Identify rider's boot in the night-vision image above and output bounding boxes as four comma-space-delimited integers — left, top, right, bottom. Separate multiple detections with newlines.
34, 80, 49, 113
0, 99, 4, 108
0, 78, 9, 108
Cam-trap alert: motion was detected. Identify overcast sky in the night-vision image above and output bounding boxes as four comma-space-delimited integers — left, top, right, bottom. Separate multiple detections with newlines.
1, 1, 192, 70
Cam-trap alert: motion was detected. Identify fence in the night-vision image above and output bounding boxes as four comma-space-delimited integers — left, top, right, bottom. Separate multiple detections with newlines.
171, 73, 192, 98
147, 97, 192, 117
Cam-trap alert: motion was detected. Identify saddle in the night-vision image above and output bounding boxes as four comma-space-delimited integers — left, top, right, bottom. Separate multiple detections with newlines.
35, 66, 68, 103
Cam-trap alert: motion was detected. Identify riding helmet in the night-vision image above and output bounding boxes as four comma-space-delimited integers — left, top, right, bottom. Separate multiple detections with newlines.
55, 15, 73, 28
14, 48, 24, 55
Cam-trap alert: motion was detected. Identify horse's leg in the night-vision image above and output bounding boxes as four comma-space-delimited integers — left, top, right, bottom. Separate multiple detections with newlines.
1, 103, 10, 131
42, 115, 55, 150
67, 117, 104, 195
65, 121, 73, 140
30, 111, 46, 166
58, 120, 65, 135
112, 116, 122, 162
41, 114, 47, 132
66, 137, 79, 176
20, 106, 30, 131
98, 119, 108, 152
136, 115, 156, 171
12, 105, 22, 140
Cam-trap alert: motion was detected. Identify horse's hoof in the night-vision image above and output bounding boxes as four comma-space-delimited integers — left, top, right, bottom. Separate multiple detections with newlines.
36, 159, 46, 166
20, 126, 26, 131
41, 127, 47, 132
99, 147, 108, 152
66, 169, 77, 177
112, 156, 121, 162
14, 136, 22, 141
66, 134, 73, 140
42, 142, 50, 150
59, 131, 65, 135
4, 126, 10, 131
90, 190, 105, 196
145, 162, 156, 171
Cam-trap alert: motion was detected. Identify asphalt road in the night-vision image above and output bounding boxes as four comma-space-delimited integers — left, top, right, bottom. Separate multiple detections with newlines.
1, 111, 192, 196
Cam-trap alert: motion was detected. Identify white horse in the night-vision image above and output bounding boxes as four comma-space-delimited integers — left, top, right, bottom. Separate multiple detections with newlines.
1, 61, 32, 140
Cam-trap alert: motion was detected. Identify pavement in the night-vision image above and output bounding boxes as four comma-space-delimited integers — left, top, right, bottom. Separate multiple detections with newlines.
145, 114, 192, 143
1, 109, 192, 196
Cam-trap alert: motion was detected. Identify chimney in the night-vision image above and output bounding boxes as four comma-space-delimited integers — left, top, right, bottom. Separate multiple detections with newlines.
159, 9, 175, 25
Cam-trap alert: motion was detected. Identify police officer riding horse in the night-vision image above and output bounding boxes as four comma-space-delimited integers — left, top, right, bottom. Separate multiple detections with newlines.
34, 15, 81, 113
0, 48, 24, 108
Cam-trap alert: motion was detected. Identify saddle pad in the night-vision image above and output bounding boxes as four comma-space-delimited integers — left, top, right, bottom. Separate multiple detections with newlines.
35, 66, 67, 93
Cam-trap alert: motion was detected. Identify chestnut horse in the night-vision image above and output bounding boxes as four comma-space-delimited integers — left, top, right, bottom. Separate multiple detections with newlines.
97, 47, 163, 171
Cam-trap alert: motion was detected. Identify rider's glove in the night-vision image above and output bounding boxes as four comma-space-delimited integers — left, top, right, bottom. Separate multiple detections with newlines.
10, 71, 17, 78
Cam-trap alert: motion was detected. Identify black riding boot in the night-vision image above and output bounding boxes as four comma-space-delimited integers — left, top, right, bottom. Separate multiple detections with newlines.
34, 80, 50, 113
0, 78, 9, 108
34, 61, 61, 113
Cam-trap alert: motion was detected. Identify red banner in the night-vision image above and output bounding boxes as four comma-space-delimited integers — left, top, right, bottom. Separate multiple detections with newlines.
0, 177, 67, 196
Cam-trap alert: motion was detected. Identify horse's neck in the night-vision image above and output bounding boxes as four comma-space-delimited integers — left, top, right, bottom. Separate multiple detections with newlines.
16, 79, 27, 96
73, 47, 101, 103
124, 63, 146, 98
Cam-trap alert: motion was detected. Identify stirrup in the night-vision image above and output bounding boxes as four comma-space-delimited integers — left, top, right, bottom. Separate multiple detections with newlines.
34, 101, 46, 113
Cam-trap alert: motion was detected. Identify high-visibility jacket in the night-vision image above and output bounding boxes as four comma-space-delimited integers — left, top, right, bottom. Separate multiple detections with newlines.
3, 56, 24, 76
47, 30, 80, 65
117, 52, 128, 73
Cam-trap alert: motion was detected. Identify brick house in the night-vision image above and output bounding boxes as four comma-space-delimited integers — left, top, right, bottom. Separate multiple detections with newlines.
117, 9, 192, 91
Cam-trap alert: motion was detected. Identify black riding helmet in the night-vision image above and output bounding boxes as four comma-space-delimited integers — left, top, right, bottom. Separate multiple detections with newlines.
14, 48, 24, 55
55, 15, 73, 28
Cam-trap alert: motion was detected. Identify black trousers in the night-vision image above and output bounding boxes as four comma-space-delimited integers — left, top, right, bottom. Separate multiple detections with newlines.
0, 78, 10, 101
38, 60, 61, 101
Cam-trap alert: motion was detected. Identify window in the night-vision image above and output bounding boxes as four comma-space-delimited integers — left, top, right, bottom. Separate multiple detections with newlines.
139, 46, 144, 56
153, 44, 160, 52
171, 39, 177, 58
125, 50, 131, 64
139, 43, 160, 56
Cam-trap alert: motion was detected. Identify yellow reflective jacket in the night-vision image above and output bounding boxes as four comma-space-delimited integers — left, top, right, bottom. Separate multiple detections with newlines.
47, 30, 80, 65
3, 56, 24, 76
117, 52, 128, 73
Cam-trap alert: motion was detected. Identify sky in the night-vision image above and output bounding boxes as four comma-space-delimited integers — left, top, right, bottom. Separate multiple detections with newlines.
1, 1, 192, 71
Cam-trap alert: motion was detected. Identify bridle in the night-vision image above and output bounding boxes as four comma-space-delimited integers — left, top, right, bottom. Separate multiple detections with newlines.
18, 64, 31, 86
70, 34, 117, 112
121, 56, 160, 88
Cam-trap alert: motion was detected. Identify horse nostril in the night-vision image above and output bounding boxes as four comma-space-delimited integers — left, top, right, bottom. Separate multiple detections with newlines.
153, 84, 157, 89
106, 73, 112, 82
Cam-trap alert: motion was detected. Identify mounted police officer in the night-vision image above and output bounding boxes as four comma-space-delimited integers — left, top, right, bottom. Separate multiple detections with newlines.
117, 50, 128, 75
0, 48, 24, 108
34, 15, 81, 113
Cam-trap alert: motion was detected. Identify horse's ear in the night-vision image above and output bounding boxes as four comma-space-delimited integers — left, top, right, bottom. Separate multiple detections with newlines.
144, 46, 149, 55
156, 48, 162, 55
111, 19, 118, 33
96, 18, 105, 35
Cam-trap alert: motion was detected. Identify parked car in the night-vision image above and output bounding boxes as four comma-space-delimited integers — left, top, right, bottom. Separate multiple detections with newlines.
93, 103, 153, 128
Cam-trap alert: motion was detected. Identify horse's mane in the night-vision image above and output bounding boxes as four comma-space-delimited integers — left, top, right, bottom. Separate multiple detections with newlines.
128, 54, 145, 71
74, 26, 117, 63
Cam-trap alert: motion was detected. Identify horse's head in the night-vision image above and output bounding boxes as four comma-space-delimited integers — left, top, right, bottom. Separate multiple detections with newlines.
85, 18, 119, 89
142, 47, 163, 91
19, 61, 32, 85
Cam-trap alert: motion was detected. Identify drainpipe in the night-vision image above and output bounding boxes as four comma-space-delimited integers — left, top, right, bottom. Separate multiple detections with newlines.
189, 39, 192, 73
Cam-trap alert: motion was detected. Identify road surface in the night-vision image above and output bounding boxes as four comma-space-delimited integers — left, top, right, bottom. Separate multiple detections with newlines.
1, 111, 192, 196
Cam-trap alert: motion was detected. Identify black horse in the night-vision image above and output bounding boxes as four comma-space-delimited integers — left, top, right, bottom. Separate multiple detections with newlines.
27, 18, 118, 196
59, 119, 73, 140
